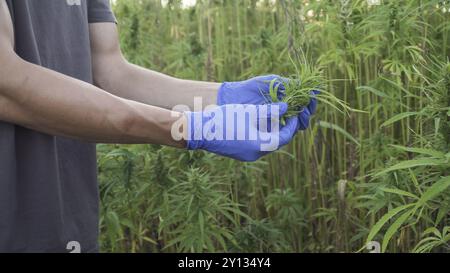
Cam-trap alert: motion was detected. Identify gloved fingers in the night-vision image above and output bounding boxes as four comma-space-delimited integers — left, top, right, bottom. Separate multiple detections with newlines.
279, 117, 299, 147
311, 90, 321, 96
307, 90, 320, 115
264, 102, 288, 118
256, 75, 288, 100
257, 102, 288, 133
307, 98, 318, 115
277, 76, 290, 89
273, 76, 289, 101
298, 108, 312, 131
274, 81, 286, 92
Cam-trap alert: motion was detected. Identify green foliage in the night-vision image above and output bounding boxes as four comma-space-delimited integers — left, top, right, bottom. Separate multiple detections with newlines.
97, 0, 450, 253
414, 227, 450, 253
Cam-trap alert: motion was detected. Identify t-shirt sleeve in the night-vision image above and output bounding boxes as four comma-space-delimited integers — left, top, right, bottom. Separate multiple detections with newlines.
88, 0, 116, 23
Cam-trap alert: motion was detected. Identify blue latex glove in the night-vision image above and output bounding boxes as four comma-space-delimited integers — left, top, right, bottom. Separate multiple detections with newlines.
217, 75, 318, 131
186, 102, 299, 162
217, 75, 284, 105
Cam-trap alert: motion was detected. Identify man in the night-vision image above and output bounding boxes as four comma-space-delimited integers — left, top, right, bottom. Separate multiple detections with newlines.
0, 0, 317, 252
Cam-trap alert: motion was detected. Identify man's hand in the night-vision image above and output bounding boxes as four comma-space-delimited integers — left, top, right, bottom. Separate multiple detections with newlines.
185, 102, 299, 162
217, 75, 319, 131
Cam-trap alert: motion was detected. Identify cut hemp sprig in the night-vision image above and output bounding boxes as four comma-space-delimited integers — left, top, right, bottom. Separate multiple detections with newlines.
264, 54, 355, 123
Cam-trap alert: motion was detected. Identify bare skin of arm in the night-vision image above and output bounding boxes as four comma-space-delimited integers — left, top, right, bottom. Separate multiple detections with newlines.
0, 1, 186, 148
89, 23, 220, 110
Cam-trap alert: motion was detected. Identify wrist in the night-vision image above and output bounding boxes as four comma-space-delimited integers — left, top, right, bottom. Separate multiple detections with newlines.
217, 82, 229, 106
149, 109, 188, 149
184, 111, 203, 150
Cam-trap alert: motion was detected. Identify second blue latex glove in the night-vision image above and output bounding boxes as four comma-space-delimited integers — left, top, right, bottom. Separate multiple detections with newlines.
186, 102, 299, 162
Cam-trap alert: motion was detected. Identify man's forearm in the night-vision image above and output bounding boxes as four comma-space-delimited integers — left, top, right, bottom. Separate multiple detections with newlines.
89, 23, 220, 110
94, 60, 220, 110
0, 55, 186, 147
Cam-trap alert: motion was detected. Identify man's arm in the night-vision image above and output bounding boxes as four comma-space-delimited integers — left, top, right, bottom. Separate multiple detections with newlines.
0, 1, 185, 147
89, 23, 220, 110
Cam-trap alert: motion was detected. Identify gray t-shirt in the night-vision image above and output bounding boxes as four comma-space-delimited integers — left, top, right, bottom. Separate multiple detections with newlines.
1, 0, 116, 253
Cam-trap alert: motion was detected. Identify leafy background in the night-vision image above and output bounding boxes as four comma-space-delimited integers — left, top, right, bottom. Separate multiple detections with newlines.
97, 0, 450, 253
